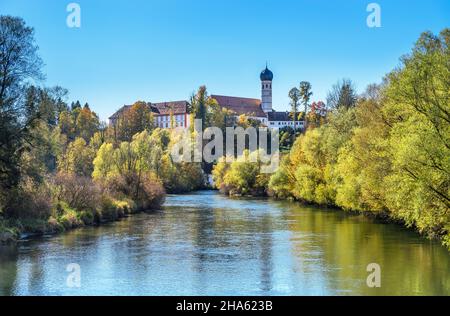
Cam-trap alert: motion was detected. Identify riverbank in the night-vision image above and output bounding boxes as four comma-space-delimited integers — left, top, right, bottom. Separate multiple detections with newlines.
0, 199, 162, 244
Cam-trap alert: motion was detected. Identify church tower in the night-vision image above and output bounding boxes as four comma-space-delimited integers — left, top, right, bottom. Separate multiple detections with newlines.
260, 64, 273, 113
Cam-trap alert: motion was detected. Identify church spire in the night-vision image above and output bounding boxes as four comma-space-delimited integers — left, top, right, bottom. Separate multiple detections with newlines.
260, 64, 273, 113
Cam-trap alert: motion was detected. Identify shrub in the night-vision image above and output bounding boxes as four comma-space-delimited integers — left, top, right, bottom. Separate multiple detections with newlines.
112, 199, 135, 216
78, 210, 94, 225
0, 220, 19, 239
101, 172, 165, 212
213, 151, 269, 197
212, 157, 230, 193
160, 155, 205, 193
53, 172, 101, 212
14, 218, 48, 234
47, 216, 65, 233
267, 158, 293, 199
59, 208, 82, 230
3, 177, 53, 220
136, 173, 166, 211
101, 173, 132, 199
98, 196, 119, 222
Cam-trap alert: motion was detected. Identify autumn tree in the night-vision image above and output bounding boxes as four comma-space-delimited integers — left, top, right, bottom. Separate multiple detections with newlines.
113, 101, 154, 142
57, 102, 100, 142
58, 137, 95, 177
75, 106, 100, 142
307, 101, 327, 128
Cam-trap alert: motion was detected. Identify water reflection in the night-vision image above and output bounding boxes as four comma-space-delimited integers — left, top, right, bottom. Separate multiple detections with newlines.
0, 191, 448, 295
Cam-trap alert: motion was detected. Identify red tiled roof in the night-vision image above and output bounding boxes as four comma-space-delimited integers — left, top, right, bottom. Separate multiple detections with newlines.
151, 101, 189, 115
109, 101, 189, 120
211, 95, 266, 117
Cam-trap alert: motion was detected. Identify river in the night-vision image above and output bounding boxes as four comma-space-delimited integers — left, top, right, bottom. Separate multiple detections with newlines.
0, 191, 449, 295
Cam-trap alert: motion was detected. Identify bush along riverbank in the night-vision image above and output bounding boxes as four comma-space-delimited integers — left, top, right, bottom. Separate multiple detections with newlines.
0, 172, 166, 243
212, 29, 450, 249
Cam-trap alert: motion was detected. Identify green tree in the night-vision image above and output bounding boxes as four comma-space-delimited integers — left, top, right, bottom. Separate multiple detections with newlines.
191, 86, 211, 131
382, 29, 450, 243
58, 137, 95, 177
212, 150, 270, 196
299, 81, 313, 131
335, 84, 390, 212
289, 87, 300, 131
0, 16, 43, 192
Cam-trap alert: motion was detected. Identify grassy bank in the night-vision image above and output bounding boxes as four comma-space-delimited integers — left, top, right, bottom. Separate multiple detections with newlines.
0, 197, 164, 243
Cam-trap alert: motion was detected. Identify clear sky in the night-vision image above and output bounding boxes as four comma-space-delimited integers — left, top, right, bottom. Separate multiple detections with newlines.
1, 0, 449, 120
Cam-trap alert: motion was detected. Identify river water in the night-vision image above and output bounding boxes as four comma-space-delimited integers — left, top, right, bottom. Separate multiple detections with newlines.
0, 191, 449, 295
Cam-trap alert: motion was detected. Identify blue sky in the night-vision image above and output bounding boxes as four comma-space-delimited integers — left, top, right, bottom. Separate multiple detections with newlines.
1, 0, 449, 120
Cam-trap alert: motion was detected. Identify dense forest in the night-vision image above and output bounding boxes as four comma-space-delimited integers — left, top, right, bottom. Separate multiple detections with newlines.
0, 15, 448, 249
213, 29, 450, 248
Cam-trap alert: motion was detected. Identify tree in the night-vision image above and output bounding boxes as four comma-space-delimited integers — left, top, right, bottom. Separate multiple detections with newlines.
279, 126, 295, 151
299, 81, 313, 132
382, 29, 450, 242
335, 84, 390, 212
190, 85, 217, 131
288, 87, 300, 131
113, 101, 154, 142
326, 79, 357, 110
269, 29, 450, 248
75, 105, 100, 142
93, 129, 204, 195
71, 100, 81, 111
0, 16, 43, 192
213, 150, 269, 196
20, 120, 66, 181
206, 98, 231, 131
19, 86, 69, 180
24, 86, 68, 127
58, 102, 100, 142
307, 101, 327, 128
58, 137, 95, 177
